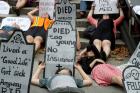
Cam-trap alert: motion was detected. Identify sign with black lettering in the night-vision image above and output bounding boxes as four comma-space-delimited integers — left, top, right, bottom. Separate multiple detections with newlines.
0, 17, 31, 31
55, 0, 76, 30
0, 31, 34, 93
45, 21, 76, 77
128, 42, 140, 67
0, 1, 10, 14
94, 0, 119, 14
123, 66, 140, 93
39, 0, 55, 19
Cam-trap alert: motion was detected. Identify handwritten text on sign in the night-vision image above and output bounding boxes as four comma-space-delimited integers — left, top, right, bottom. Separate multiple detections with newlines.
123, 66, 140, 93
45, 21, 76, 77
0, 32, 34, 93
127, 42, 140, 67
39, 0, 55, 19
55, 0, 76, 30
94, 0, 119, 14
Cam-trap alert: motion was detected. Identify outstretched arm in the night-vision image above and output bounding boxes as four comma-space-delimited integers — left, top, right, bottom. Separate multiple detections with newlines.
75, 64, 92, 86
27, 7, 39, 22
31, 62, 45, 85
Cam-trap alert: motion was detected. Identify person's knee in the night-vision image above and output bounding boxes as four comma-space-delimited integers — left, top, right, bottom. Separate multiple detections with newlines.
26, 35, 34, 43
34, 36, 43, 44
102, 40, 111, 46
93, 39, 101, 46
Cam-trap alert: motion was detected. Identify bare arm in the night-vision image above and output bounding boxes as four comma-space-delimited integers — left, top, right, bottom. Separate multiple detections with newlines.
89, 59, 105, 68
31, 62, 45, 85
75, 64, 92, 86
77, 48, 87, 61
114, 8, 124, 26
27, 7, 39, 21
87, 3, 97, 26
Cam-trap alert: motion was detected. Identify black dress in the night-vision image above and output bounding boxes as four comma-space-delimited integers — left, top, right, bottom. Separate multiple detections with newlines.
90, 19, 115, 50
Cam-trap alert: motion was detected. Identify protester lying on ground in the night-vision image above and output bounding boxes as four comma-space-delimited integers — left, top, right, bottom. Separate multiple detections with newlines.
24, 7, 54, 52
77, 44, 123, 87
12, 0, 27, 16
0, 22, 21, 40
31, 62, 92, 93
77, 44, 108, 74
89, 59, 123, 86
87, 3, 124, 61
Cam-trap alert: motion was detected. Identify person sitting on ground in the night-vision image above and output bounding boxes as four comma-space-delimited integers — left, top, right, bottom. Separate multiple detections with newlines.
0, 22, 21, 40
87, 3, 124, 61
24, 7, 54, 52
31, 62, 92, 93
11, 0, 27, 16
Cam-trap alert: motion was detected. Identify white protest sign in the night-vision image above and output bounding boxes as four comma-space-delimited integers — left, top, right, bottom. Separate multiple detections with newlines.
123, 66, 140, 93
45, 21, 76, 77
55, 0, 76, 30
128, 42, 140, 67
0, 31, 34, 93
0, 17, 31, 31
0, 1, 10, 14
94, 0, 119, 14
39, 0, 55, 19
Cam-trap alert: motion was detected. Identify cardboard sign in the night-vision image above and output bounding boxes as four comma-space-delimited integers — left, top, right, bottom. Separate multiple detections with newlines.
55, 0, 76, 30
0, 1, 10, 14
128, 42, 140, 67
0, 31, 34, 93
45, 21, 76, 77
123, 66, 140, 93
94, 0, 119, 14
39, 0, 55, 19
0, 17, 31, 31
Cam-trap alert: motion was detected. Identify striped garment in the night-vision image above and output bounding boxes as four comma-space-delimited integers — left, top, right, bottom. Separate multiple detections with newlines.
91, 64, 122, 86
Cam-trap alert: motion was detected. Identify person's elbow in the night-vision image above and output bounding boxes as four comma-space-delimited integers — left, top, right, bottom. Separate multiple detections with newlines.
83, 79, 93, 86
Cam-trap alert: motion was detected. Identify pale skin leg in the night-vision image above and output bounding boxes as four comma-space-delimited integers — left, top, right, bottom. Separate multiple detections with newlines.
102, 40, 111, 57
16, 0, 27, 9
111, 76, 123, 87
93, 39, 102, 52
33, 36, 43, 52
26, 35, 34, 43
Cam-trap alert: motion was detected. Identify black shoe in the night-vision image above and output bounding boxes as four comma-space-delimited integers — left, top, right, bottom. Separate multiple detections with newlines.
12, 6, 20, 16
100, 51, 107, 62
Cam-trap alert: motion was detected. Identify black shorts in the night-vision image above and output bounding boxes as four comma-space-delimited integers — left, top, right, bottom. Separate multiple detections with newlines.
24, 27, 47, 42
90, 29, 115, 50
